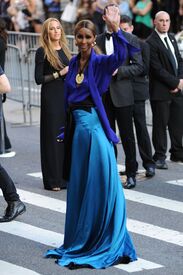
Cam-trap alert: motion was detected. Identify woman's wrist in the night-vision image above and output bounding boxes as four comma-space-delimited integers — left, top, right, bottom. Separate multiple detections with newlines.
113, 27, 120, 34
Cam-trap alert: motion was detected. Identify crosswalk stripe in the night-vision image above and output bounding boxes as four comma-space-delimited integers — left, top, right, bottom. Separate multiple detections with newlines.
1, 190, 182, 246
127, 219, 183, 246
1, 189, 183, 246
2, 186, 182, 216
124, 190, 183, 214
166, 179, 183, 186
0, 221, 64, 247
0, 221, 163, 273
0, 260, 42, 275
1, 187, 182, 272
27, 172, 42, 179
0, 151, 16, 158
0, 189, 66, 213
115, 258, 163, 273
12, 189, 183, 246
28, 169, 183, 186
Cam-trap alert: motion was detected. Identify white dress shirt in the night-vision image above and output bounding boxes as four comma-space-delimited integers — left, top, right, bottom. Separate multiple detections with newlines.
105, 33, 114, 55
155, 28, 178, 68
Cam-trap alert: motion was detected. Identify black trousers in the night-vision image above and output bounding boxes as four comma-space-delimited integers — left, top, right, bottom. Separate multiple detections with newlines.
133, 100, 155, 169
0, 163, 19, 202
103, 92, 137, 178
151, 96, 183, 160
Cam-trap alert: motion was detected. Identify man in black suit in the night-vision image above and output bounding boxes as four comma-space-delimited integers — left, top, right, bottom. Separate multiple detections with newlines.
146, 11, 183, 169
120, 15, 155, 177
96, 4, 144, 189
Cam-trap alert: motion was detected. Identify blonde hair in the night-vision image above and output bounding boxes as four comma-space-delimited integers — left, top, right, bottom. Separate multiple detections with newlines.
40, 18, 72, 70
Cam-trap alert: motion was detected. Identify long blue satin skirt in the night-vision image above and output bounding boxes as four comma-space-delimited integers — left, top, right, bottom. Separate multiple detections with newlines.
46, 108, 137, 268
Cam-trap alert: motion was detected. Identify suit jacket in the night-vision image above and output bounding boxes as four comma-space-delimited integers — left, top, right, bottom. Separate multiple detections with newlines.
132, 40, 150, 101
146, 30, 183, 100
96, 30, 143, 107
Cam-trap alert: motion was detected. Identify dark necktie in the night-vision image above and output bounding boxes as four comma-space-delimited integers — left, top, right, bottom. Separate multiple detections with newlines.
164, 37, 177, 75
105, 32, 112, 40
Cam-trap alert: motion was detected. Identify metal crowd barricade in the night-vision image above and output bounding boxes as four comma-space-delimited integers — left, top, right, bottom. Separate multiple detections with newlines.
66, 35, 78, 55
5, 44, 26, 123
7, 31, 40, 55
27, 48, 41, 125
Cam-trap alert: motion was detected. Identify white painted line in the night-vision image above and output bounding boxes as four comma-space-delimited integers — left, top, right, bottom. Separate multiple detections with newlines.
128, 219, 183, 246
2, 187, 183, 216
0, 221, 64, 247
0, 221, 163, 273
115, 258, 163, 273
124, 190, 183, 214
0, 260, 42, 275
1, 190, 182, 246
166, 179, 183, 187
1, 189, 66, 213
27, 172, 42, 179
0, 151, 16, 158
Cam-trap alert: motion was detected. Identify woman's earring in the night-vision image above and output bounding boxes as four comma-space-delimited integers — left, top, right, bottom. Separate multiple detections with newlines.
92, 41, 96, 47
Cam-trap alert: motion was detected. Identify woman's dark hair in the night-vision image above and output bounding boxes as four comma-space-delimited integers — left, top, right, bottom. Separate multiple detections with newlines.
74, 20, 102, 54
74, 20, 96, 37
0, 18, 8, 47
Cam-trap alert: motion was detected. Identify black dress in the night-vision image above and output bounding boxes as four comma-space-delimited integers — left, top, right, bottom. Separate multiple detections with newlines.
35, 47, 69, 190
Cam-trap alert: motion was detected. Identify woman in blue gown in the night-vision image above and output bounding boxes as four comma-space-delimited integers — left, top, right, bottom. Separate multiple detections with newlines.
46, 4, 137, 269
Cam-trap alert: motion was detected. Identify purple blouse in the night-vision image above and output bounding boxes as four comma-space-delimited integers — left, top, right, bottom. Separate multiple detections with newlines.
64, 29, 139, 143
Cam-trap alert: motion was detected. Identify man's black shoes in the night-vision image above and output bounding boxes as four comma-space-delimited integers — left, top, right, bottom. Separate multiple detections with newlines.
0, 200, 26, 223
123, 177, 136, 189
145, 167, 155, 177
155, 159, 168, 169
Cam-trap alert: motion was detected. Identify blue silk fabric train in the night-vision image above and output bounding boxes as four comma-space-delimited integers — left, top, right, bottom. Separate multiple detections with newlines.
45, 30, 138, 268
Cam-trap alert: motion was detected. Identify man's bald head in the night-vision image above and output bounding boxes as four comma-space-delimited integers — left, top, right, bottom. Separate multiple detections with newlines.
155, 11, 170, 20
154, 11, 171, 34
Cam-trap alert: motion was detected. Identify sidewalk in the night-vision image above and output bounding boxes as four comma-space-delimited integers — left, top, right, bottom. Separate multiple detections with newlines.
3, 99, 40, 125
4, 99, 152, 126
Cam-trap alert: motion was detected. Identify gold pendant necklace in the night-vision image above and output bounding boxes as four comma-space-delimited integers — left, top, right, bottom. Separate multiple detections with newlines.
76, 56, 90, 85
76, 73, 84, 84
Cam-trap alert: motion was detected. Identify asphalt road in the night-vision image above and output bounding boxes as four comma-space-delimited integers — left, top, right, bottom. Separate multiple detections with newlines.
0, 100, 183, 275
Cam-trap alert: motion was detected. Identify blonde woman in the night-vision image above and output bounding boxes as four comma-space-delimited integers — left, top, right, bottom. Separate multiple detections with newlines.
35, 18, 72, 191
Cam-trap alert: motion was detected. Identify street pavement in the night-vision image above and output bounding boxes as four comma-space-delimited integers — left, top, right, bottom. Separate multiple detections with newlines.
0, 99, 183, 275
